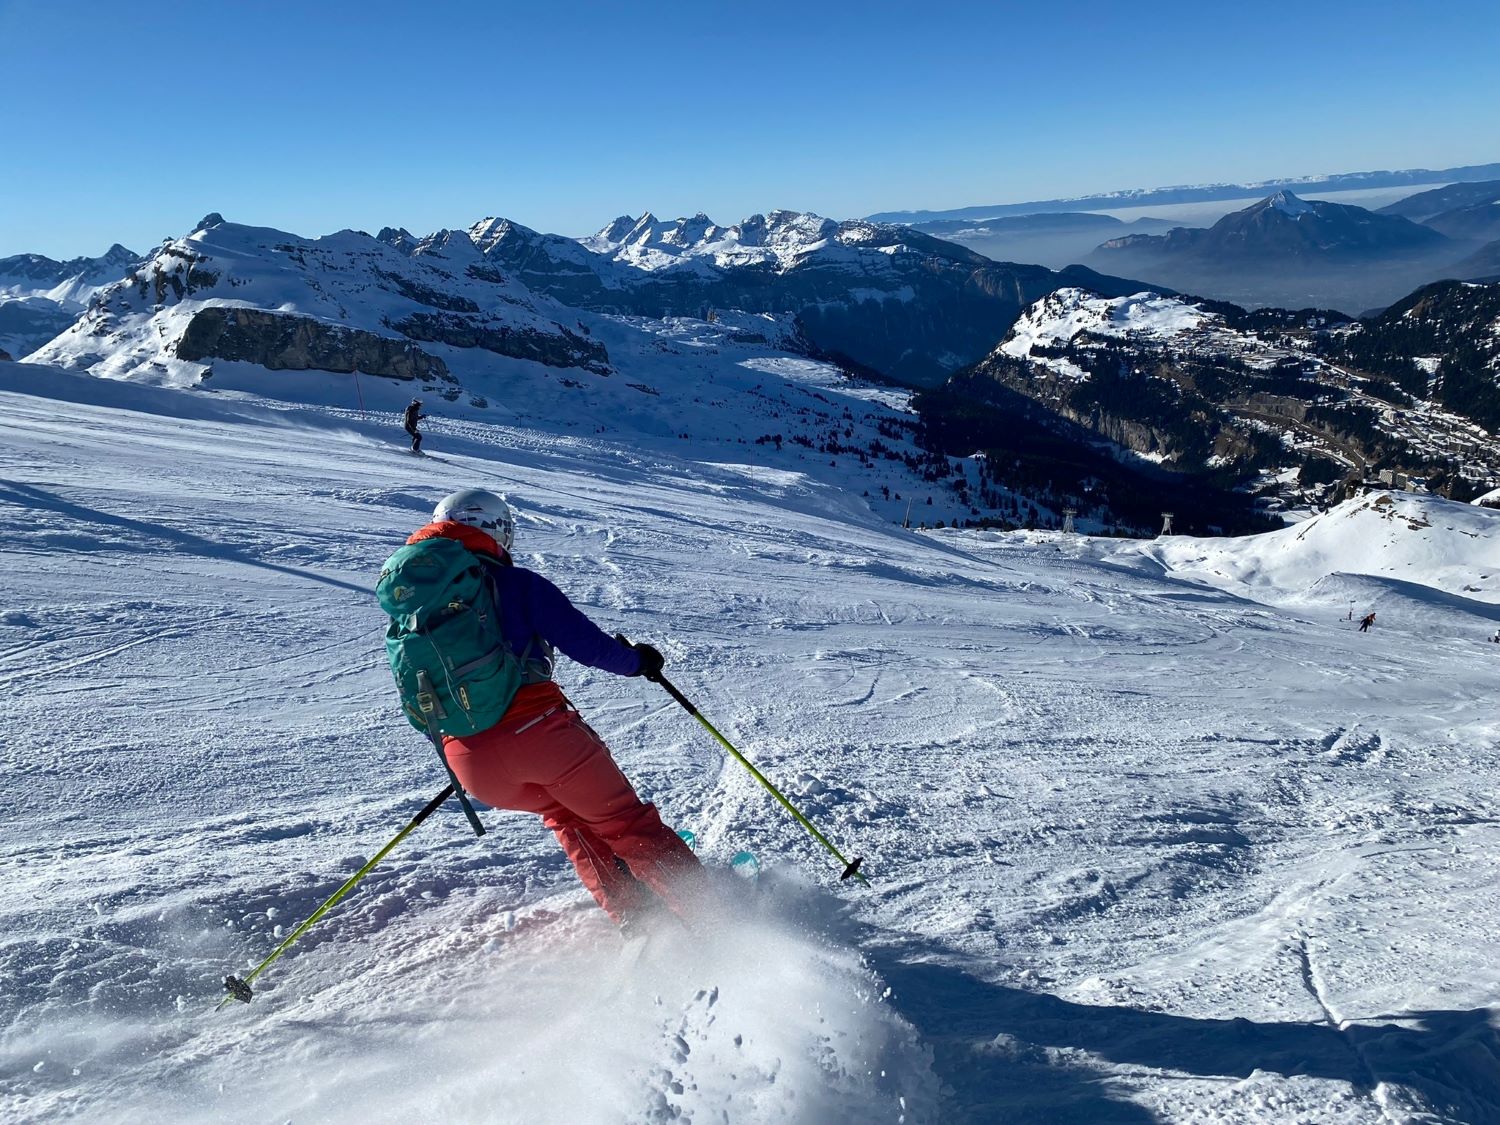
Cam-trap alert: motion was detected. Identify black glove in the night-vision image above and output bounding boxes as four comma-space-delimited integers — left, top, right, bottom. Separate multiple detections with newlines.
616, 634, 665, 681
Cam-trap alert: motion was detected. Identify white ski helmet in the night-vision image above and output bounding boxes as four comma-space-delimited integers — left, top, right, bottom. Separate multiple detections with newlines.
433, 488, 515, 550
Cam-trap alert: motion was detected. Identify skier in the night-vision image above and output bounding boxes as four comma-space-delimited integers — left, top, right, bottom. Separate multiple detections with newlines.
402, 488, 706, 926
402, 397, 426, 453
1358, 612, 1376, 633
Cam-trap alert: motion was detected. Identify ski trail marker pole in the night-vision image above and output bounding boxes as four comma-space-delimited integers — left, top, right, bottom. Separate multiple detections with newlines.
220, 784, 454, 1008
653, 672, 867, 884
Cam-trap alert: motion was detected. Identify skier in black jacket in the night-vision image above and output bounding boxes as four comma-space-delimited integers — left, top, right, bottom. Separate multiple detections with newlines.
402, 398, 427, 453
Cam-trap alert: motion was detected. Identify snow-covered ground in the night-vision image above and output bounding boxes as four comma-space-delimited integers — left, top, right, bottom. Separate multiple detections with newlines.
2, 360, 1498, 1123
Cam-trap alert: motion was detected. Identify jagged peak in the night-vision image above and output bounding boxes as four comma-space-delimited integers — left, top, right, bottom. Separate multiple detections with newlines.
662, 213, 720, 245
598, 215, 638, 242
623, 213, 662, 242
194, 213, 226, 233
375, 227, 422, 255
468, 215, 538, 236
467, 216, 542, 253
412, 228, 481, 259
762, 210, 838, 239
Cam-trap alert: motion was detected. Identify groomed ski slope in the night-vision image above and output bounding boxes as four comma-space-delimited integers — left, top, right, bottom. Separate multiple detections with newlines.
2, 361, 1498, 1123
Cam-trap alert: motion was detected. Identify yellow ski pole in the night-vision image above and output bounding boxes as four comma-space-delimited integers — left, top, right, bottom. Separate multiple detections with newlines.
219, 784, 455, 1008
653, 672, 867, 883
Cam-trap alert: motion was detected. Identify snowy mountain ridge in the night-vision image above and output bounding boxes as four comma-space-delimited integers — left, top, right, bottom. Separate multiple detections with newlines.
578, 210, 928, 274
0, 242, 141, 305
997, 287, 1218, 381
9, 206, 1155, 389
0, 243, 146, 359
953, 283, 1500, 520
24, 216, 1027, 536
29, 215, 610, 384
453, 207, 1154, 386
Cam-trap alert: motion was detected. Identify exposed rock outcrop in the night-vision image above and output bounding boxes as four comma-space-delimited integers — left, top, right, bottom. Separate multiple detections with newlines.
389, 311, 609, 373
176, 306, 449, 381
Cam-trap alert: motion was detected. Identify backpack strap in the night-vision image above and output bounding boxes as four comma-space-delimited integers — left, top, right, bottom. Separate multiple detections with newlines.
478, 556, 554, 684
450, 646, 505, 680
516, 635, 555, 684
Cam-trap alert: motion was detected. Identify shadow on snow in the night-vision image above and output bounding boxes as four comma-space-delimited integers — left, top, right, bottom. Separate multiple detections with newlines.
874, 958, 1500, 1124
0, 480, 370, 596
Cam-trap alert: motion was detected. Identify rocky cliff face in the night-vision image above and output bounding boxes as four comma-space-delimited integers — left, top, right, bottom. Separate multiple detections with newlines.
389, 311, 607, 373
175, 307, 450, 381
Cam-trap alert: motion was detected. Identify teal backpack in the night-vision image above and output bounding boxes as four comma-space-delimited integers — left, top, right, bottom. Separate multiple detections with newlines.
376, 536, 522, 737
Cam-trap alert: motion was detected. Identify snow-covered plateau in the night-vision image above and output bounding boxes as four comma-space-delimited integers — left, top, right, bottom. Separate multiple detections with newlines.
1, 353, 1498, 1123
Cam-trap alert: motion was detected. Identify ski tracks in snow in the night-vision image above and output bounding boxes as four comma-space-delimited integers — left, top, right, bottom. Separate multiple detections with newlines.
4, 376, 1500, 1122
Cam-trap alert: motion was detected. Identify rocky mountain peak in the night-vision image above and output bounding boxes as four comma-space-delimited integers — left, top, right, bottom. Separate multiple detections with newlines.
624, 212, 661, 242
662, 212, 719, 247
376, 226, 418, 252
411, 229, 482, 262
1264, 190, 1315, 218
100, 243, 141, 265
737, 213, 769, 245
598, 215, 639, 242
467, 216, 539, 254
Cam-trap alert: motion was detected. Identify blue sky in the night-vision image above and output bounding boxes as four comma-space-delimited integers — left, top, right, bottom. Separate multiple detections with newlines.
3, 0, 1498, 258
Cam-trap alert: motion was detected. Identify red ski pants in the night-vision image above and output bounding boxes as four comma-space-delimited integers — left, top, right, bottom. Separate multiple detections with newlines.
443, 681, 703, 923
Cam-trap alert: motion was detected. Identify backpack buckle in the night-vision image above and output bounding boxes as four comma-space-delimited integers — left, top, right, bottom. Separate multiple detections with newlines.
415, 670, 447, 720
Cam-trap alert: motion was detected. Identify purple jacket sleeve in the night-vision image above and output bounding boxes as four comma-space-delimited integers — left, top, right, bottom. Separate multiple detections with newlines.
522, 569, 642, 676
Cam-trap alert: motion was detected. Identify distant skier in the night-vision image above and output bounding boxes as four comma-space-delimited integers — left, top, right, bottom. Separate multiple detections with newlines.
388, 489, 706, 926
1358, 612, 1376, 633
402, 397, 427, 453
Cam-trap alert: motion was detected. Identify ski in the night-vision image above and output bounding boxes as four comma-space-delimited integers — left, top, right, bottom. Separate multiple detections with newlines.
677, 829, 760, 881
